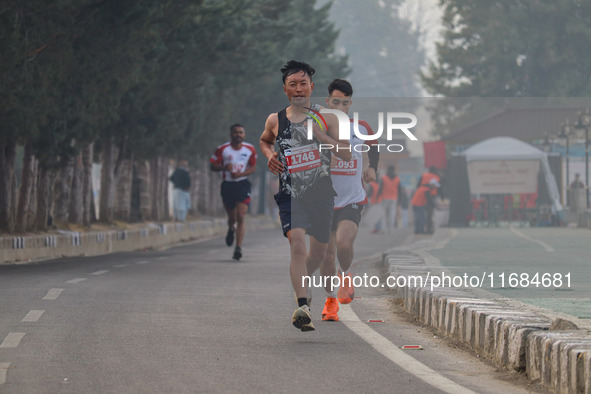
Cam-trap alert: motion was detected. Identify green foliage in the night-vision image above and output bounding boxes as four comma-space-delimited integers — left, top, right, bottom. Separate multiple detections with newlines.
421, 0, 591, 97
1, 0, 349, 165
326, 0, 424, 97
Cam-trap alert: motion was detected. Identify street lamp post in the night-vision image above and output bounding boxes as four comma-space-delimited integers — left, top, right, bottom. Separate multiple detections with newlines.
558, 121, 572, 205
574, 109, 591, 209
541, 132, 551, 152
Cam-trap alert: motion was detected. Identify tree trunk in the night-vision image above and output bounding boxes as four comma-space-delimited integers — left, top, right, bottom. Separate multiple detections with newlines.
82, 143, 94, 226
99, 134, 117, 223
113, 158, 133, 221
189, 167, 198, 217
35, 167, 54, 231
53, 157, 74, 224
26, 158, 38, 231
150, 157, 163, 220
15, 143, 35, 233
68, 153, 84, 226
148, 157, 171, 221
197, 167, 208, 215
0, 141, 17, 233
160, 157, 170, 220
135, 160, 151, 221
206, 167, 221, 216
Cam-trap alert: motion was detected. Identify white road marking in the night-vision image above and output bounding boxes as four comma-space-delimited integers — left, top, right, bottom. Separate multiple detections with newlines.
90, 270, 108, 275
0, 333, 26, 348
0, 362, 10, 385
22, 310, 45, 322
509, 226, 555, 252
339, 304, 475, 394
66, 278, 87, 284
42, 288, 64, 300
114, 264, 129, 268
135, 261, 149, 265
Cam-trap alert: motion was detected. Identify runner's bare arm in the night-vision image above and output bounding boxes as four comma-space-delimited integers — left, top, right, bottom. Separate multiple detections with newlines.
259, 113, 284, 175
231, 162, 257, 178
314, 112, 352, 161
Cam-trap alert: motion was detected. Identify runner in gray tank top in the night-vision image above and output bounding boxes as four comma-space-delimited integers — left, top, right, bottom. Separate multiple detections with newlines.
259, 60, 351, 332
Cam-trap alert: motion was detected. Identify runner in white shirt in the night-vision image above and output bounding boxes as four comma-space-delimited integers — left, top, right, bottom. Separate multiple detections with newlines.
210, 124, 257, 261
306, 79, 380, 321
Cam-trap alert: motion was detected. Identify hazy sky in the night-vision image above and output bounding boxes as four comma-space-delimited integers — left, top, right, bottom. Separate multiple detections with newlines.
398, 0, 443, 70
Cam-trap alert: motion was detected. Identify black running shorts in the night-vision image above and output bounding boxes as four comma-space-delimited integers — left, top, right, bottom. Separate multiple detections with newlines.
221, 179, 251, 210
331, 203, 364, 231
274, 186, 335, 244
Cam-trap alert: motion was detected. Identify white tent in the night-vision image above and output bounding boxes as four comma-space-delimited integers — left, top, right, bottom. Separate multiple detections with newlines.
462, 137, 562, 213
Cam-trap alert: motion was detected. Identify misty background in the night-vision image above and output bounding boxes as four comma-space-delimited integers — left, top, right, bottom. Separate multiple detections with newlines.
1, 0, 590, 234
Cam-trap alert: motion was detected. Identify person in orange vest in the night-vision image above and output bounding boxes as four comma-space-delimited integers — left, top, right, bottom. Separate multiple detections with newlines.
416, 166, 441, 234
411, 179, 439, 234
377, 165, 402, 234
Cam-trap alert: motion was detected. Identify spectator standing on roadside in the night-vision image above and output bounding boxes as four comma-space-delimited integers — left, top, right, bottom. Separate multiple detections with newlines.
170, 159, 191, 222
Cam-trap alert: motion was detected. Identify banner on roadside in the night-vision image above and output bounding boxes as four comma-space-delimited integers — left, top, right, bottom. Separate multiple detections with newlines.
467, 160, 539, 194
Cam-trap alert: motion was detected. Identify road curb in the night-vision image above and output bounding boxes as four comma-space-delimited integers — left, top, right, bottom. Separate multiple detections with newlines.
382, 234, 591, 393
0, 216, 276, 265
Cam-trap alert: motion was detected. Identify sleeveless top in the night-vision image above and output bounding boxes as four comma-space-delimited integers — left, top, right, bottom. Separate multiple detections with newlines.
276, 104, 333, 199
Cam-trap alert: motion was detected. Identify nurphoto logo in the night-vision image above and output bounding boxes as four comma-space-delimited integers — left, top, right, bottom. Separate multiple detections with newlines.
306, 108, 418, 152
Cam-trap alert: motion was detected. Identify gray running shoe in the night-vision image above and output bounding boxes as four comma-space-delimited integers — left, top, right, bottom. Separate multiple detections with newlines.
292, 305, 315, 332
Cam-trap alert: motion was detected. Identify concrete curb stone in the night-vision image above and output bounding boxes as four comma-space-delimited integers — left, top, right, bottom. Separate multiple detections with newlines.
384, 245, 591, 393
0, 216, 276, 265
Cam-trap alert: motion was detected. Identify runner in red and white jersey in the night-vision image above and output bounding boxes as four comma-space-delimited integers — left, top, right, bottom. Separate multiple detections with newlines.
306, 79, 380, 322
211, 141, 257, 183
210, 124, 257, 261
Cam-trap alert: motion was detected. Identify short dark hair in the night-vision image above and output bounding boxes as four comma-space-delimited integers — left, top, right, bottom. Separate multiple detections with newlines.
281, 60, 315, 84
230, 123, 243, 133
328, 79, 353, 97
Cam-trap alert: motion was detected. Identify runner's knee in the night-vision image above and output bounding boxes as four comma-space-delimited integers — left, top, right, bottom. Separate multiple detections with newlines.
291, 239, 307, 258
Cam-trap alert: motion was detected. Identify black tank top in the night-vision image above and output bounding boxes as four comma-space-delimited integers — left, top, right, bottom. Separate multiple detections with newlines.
276, 104, 333, 199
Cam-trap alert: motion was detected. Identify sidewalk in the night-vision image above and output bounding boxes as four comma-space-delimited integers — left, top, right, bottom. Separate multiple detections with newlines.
381, 228, 591, 393
0, 216, 276, 265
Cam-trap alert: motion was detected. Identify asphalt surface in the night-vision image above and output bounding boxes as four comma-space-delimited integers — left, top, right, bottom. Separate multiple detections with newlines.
427, 225, 591, 322
0, 225, 541, 393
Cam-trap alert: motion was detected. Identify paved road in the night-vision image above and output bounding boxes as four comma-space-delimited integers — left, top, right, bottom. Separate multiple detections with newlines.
0, 226, 537, 393
427, 226, 591, 321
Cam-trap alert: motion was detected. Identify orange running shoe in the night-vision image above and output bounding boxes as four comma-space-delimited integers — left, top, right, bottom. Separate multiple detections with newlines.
321, 297, 340, 321
337, 271, 354, 304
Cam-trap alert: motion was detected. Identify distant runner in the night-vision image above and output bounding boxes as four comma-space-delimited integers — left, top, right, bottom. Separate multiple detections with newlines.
210, 124, 257, 261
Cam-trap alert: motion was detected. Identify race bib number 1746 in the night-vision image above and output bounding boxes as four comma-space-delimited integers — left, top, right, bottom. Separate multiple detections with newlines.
285, 144, 321, 174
